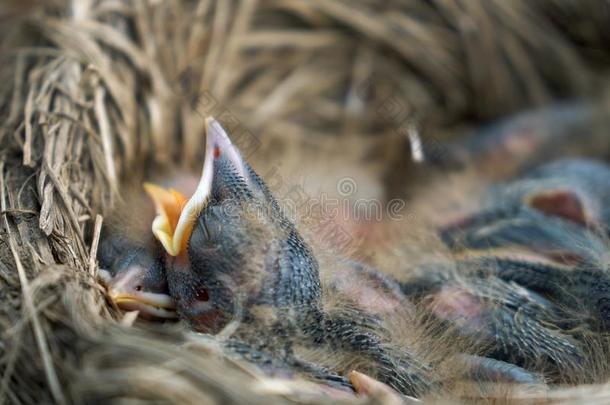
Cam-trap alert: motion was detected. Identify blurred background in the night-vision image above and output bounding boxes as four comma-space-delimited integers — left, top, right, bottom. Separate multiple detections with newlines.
3, 0, 610, 201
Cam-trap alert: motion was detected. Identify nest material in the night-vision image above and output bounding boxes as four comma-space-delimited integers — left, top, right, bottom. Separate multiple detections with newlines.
1, 0, 610, 403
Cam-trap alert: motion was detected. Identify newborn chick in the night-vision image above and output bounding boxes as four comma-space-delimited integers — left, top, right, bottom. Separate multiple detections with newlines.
441, 158, 610, 265
412, 159, 610, 384
402, 260, 585, 382
439, 158, 610, 333
146, 118, 321, 332
98, 174, 199, 319
98, 229, 175, 319
439, 102, 610, 178
145, 118, 433, 397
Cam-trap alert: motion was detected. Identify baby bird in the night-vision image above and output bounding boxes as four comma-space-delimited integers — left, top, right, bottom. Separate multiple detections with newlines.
403, 157, 610, 384
145, 118, 434, 397
402, 259, 585, 382
441, 159, 610, 265
145, 118, 322, 333
440, 158, 610, 330
98, 228, 175, 320
98, 173, 199, 320
439, 102, 610, 178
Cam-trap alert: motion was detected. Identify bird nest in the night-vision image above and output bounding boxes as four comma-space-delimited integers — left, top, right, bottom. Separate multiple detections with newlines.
1, 1, 610, 403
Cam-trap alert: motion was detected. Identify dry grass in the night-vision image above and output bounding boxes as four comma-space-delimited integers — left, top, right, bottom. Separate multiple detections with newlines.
1, 0, 610, 403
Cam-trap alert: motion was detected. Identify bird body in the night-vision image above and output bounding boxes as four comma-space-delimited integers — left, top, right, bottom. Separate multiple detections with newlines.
140, 118, 442, 397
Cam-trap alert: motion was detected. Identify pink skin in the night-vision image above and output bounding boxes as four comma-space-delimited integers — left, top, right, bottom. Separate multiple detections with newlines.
430, 286, 486, 333
330, 265, 410, 317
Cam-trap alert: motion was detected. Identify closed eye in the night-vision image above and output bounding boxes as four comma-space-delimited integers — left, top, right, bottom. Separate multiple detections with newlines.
197, 218, 224, 252
200, 220, 211, 240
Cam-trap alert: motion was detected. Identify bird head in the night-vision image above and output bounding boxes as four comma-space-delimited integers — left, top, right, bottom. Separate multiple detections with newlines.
98, 233, 177, 320
145, 118, 321, 333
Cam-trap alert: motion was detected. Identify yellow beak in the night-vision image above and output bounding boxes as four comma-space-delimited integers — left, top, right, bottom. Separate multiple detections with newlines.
145, 117, 227, 257
143, 183, 191, 256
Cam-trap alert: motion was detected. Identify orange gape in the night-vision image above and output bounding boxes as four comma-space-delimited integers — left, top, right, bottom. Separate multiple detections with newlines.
143, 183, 194, 257
143, 183, 188, 233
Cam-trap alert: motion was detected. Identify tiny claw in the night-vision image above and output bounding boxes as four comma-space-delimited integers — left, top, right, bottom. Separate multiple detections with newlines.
349, 370, 419, 404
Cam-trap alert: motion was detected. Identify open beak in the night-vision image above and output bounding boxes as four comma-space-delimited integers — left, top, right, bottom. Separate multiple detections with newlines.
145, 117, 247, 257
143, 183, 190, 257
99, 267, 177, 319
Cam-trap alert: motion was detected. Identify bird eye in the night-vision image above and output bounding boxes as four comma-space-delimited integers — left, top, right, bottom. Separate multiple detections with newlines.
196, 289, 210, 302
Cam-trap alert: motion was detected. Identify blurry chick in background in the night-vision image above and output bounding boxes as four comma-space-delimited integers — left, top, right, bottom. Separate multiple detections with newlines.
345, 101, 610, 394
441, 158, 610, 265
398, 127, 610, 386
437, 101, 610, 180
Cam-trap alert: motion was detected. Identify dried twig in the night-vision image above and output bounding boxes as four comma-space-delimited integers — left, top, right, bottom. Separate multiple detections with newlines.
0, 162, 66, 404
